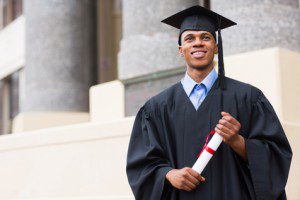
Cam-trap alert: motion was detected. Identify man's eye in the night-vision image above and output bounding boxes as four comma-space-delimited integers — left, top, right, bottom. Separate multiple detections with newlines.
185, 37, 193, 41
203, 36, 211, 41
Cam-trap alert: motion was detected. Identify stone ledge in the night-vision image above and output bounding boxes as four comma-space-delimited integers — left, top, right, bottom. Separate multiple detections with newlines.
0, 117, 135, 199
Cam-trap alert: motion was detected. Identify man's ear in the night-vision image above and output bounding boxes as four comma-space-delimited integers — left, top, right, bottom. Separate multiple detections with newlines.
214, 44, 218, 54
178, 46, 183, 55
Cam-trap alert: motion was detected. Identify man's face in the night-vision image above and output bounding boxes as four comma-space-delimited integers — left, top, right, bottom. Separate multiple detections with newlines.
179, 30, 217, 70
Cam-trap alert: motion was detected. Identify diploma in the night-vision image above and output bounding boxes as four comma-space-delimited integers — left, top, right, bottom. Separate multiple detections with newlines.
192, 132, 223, 174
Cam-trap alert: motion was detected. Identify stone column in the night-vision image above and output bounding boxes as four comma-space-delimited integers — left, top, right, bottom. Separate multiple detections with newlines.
118, 0, 199, 80
23, 0, 97, 112
210, 0, 300, 55
119, 0, 199, 115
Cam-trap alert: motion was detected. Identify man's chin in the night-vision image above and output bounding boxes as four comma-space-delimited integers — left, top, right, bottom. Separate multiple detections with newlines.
190, 64, 211, 71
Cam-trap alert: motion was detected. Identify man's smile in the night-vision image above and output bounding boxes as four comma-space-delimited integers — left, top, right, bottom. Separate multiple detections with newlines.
190, 50, 207, 59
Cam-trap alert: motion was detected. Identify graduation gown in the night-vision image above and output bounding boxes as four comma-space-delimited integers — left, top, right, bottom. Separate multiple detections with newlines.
126, 77, 292, 200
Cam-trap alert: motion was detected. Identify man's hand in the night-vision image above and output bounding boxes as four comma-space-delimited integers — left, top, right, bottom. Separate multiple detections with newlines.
166, 167, 205, 191
215, 112, 241, 145
215, 112, 247, 161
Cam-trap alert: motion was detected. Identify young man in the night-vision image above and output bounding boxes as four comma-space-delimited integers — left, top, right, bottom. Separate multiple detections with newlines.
126, 5, 292, 200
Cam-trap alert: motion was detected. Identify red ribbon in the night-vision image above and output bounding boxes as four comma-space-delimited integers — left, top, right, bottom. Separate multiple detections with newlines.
197, 130, 216, 158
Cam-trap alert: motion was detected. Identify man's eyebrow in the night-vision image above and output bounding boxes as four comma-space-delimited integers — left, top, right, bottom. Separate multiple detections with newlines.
184, 32, 212, 38
183, 34, 194, 38
201, 32, 212, 36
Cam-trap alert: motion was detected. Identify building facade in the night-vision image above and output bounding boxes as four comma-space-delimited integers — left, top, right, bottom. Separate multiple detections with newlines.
0, 0, 299, 199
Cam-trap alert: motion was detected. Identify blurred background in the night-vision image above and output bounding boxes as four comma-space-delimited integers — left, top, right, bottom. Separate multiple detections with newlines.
0, 0, 299, 199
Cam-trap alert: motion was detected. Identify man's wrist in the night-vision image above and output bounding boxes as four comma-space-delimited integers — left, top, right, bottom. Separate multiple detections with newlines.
165, 168, 175, 185
228, 134, 248, 161
228, 134, 244, 149
166, 169, 174, 181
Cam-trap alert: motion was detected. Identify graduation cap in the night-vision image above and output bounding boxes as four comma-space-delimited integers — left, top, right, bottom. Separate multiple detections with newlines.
161, 5, 236, 90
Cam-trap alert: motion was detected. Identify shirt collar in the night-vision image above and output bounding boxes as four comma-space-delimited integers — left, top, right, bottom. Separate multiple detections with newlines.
181, 68, 218, 96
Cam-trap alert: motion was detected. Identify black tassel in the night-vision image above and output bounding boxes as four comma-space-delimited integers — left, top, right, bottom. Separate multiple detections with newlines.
218, 29, 226, 90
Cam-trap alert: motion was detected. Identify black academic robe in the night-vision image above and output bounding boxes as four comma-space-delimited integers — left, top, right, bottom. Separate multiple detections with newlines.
126, 77, 292, 200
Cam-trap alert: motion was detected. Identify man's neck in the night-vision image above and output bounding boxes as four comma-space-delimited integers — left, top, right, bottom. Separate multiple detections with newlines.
186, 65, 214, 84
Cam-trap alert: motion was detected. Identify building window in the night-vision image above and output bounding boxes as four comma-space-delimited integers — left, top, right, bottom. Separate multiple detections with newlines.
12, 0, 22, 19
0, 0, 23, 30
0, 78, 11, 134
0, 70, 20, 135
97, 0, 122, 83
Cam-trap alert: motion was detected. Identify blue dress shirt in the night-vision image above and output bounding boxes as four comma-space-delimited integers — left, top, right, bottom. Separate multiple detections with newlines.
181, 69, 218, 110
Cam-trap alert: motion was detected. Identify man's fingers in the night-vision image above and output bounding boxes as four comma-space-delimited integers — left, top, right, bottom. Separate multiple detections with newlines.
186, 171, 200, 185
187, 168, 205, 182
182, 179, 196, 190
181, 185, 193, 191
183, 168, 199, 185
223, 116, 240, 126
219, 118, 235, 129
215, 127, 229, 140
216, 123, 235, 135
221, 111, 230, 116
187, 168, 199, 177
196, 175, 206, 182
221, 112, 240, 126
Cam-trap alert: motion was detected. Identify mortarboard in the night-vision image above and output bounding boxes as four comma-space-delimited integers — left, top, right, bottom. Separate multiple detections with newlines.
161, 5, 236, 90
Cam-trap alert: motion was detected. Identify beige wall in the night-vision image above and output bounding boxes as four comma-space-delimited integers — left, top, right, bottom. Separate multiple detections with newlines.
89, 80, 125, 122
12, 112, 90, 133
284, 123, 300, 199
0, 118, 134, 200
225, 47, 300, 123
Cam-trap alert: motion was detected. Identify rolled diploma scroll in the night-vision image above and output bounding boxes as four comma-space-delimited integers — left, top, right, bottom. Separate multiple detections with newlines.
192, 133, 223, 174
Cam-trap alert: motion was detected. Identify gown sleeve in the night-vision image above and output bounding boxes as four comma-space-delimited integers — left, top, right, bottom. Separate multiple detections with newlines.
126, 103, 173, 200
245, 89, 293, 200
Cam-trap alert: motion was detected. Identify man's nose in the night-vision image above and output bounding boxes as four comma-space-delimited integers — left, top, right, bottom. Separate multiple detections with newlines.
193, 37, 203, 47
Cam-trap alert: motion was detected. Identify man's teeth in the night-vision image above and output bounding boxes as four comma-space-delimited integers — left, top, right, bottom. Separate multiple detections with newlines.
192, 52, 205, 55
